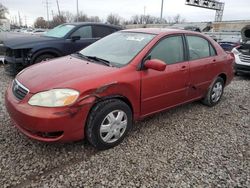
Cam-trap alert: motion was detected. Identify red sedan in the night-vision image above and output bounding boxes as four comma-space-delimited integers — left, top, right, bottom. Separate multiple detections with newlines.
5, 28, 235, 149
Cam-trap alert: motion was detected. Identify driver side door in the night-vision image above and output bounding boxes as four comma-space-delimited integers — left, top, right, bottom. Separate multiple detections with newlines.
140, 35, 190, 116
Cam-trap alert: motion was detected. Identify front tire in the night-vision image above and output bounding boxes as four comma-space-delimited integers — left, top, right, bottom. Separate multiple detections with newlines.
202, 77, 224, 107
34, 54, 55, 64
86, 99, 132, 150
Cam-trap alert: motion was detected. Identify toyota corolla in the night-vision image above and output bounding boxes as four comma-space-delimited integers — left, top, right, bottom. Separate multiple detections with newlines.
5, 28, 234, 150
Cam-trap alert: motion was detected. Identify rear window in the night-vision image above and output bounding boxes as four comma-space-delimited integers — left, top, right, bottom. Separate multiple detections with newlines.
93, 26, 118, 38
187, 36, 212, 60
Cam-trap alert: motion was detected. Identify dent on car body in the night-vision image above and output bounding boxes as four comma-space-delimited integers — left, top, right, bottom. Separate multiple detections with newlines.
53, 81, 118, 118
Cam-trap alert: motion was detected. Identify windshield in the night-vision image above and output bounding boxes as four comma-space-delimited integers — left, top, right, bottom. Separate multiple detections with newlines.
79, 32, 156, 67
44, 24, 75, 38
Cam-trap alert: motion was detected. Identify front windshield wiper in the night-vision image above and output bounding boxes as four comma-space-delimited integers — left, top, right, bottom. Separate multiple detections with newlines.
72, 53, 113, 67
84, 55, 113, 67
72, 52, 90, 61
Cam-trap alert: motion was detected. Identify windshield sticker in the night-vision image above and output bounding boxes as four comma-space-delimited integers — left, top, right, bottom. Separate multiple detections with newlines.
126, 36, 145, 42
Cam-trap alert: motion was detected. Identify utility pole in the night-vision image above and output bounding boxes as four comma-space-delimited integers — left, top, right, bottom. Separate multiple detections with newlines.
45, 0, 49, 22
160, 0, 164, 22
24, 16, 27, 27
76, 0, 79, 22
144, 6, 146, 24
43, 0, 51, 28
18, 11, 22, 27
51, 10, 54, 18
56, 0, 61, 16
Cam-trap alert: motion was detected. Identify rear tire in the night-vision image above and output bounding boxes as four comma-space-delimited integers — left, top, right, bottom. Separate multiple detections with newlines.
86, 99, 132, 150
202, 77, 224, 107
34, 54, 55, 64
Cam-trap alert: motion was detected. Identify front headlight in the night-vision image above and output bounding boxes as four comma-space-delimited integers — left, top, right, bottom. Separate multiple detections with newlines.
28, 89, 79, 107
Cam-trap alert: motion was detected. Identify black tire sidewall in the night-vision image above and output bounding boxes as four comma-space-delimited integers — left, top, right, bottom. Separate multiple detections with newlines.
87, 100, 132, 150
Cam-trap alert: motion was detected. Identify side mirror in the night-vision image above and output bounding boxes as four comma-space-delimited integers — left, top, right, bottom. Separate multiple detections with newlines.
144, 59, 167, 71
71, 36, 81, 41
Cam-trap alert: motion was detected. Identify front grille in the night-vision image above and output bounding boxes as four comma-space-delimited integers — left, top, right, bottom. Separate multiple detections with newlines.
239, 53, 250, 63
12, 79, 29, 100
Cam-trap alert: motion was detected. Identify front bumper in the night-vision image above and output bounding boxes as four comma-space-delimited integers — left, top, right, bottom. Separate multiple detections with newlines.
234, 54, 250, 74
5, 85, 90, 142
4, 56, 24, 64
235, 64, 250, 74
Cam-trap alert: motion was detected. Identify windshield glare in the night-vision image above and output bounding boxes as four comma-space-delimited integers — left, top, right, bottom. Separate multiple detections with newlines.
80, 32, 155, 67
44, 24, 75, 38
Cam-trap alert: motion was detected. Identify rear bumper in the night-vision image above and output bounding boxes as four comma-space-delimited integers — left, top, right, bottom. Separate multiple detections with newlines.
5, 85, 90, 142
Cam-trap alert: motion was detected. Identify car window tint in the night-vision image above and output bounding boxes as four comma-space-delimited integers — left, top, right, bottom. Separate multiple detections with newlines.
187, 36, 210, 60
93, 26, 117, 38
149, 36, 184, 64
210, 44, 217, 56
71, 26, 92, 38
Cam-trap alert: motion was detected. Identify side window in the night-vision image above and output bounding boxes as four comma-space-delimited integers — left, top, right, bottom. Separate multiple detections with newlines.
187, 36, 210, 60
149, 36, 184, 64
70, 26, 92, 38
93, 26, 117, 38
209, 44, 217, 56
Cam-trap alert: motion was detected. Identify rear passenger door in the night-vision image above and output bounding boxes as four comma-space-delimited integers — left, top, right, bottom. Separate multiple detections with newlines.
186, 35, 218, 99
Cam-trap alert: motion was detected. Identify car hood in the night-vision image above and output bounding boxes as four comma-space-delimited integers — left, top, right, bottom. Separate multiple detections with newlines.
16, 56, 118, 93
0, 32, 59, 49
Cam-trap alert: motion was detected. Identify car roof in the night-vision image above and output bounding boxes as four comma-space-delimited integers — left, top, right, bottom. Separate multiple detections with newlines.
63, 22, 122, 29
122, 28, 200, 35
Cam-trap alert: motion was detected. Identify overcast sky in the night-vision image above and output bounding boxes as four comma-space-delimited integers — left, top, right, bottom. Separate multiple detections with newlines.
2, 0, 250, 26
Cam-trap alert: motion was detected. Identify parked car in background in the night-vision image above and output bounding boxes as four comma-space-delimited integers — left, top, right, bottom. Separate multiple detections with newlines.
218, 36, 241, 51
232, 25, 250, 75
0, 22, 121, 75
5, 28, 234, 150
32, 29, 47, 35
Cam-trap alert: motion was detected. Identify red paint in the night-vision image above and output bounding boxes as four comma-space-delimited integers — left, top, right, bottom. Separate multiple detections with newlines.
5, 29, 235, 142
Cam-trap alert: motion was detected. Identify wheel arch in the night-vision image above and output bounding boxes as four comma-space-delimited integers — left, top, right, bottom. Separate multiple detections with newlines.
31, 48, 62, 64
93, 95, 134, 117
84, 95, 134, 139
218, 73, 227, 85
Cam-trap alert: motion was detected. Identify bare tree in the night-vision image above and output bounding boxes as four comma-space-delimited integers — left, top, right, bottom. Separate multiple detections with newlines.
130, 14, 165, 24
34, 17, 47, 28
49, 14, 66, 28
106, 14, 121, 25
131, 15, 143, 24
75, 11, 88, 22
63, 11, 75, 22
172, 14, 186, 24
0, 3, 8, 19
88, 16, 101, 23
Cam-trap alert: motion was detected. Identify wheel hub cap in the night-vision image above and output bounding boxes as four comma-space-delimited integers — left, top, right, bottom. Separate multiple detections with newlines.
100, 110, 127, 143
211, 82, 223, 103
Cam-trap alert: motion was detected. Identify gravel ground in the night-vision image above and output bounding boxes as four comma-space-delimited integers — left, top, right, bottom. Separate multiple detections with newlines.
0, 64, 249, 187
